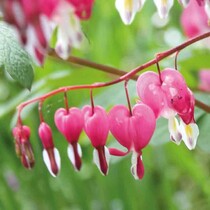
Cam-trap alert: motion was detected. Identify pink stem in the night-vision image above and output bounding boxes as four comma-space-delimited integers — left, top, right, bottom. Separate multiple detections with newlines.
17, 32, 210, 116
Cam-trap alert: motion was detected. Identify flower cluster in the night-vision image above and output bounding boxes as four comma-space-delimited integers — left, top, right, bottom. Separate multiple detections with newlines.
0, 0, 94, 64
116, 0, 210, 25
13, 68, 199, 180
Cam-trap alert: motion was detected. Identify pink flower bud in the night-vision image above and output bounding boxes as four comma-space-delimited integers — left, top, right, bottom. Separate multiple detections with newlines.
38, 122, 54, 149
38, 122, 60, 177
12, 125, 35, 169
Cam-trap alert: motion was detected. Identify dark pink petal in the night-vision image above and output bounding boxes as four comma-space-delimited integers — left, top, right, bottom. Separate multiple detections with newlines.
83, 105, 109, 147
178, 89, 195, 124
161, 68, 191, 115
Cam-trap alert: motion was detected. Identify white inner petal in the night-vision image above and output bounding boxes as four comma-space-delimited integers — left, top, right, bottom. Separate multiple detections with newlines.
168, 116, 182, 144
43, 148, 61, 177
179, 120, 199, 150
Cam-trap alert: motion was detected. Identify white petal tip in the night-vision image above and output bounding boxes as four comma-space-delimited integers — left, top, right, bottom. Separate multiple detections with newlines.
43, 148, 61, 177
93, 146, 110, 176
67, 143, 82, 171
180, 121, 199, 151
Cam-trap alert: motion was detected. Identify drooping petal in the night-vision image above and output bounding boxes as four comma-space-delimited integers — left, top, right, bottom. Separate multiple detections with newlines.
179, 120, 199, 150
67, 142, 82, 171
130, 151, 144, 180
93, 146, 110, 175
153, 0, 174, 19
178, 88, 195, 125
168, 116, 182, 144
43, 147, 61, 177
115, 0, 144, 25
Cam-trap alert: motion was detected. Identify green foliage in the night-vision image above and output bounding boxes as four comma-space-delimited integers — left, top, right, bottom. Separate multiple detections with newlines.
0, 22, 34, 90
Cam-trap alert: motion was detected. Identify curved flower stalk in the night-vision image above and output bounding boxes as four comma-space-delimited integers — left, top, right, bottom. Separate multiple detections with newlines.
54, 107, 84, 171
0, 0, 94, 64
38, 122, 61, 177
108, 104, 156, 179
82, 105, 110, 175
137, 68, 199, 150
12, 125, 35, 169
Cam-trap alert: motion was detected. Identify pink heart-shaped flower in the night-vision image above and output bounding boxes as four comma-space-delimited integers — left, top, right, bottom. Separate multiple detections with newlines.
109, 104, 156, 152
82, 105, 110, 175
54, 107, 83, 171
54, 107, 84, 143
82, 105, 109, 148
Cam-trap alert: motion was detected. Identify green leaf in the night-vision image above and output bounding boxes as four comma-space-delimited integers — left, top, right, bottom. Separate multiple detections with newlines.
0, 21, 34, 90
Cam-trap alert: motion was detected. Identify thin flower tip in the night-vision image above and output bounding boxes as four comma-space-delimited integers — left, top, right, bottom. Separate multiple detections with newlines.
67, 143, 82, 171
93, 146, 110, 176
115, 0, 139, 25
131, 152, 144, 180
168, 117, 182, 145
43, 148, 61, 177
180, 121, 199, 150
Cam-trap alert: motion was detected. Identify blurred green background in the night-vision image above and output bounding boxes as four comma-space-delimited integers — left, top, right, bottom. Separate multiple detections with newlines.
1, 1, 210, 210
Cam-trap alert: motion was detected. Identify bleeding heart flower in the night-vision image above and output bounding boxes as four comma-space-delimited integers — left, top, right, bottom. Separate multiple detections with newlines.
39, 122, 61, 177
54, 107, 83, 171
82, 105, 110, 176
108, 103, 156, 179
136, 68, 199, 150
